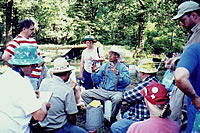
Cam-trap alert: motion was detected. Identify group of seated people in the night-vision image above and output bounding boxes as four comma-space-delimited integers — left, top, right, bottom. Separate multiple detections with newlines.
0, 43, 186, 133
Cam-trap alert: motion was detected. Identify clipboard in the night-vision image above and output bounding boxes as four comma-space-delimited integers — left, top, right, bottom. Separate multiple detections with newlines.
38, 91, 53, 103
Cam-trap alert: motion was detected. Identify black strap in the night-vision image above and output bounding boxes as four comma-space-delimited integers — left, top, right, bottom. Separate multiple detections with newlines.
97, 47, 100, 58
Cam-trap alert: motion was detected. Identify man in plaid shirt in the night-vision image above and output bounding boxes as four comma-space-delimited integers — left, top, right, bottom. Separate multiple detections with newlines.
111, 59, 159, 133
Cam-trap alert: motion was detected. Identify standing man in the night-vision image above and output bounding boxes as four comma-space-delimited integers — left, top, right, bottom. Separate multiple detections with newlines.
81, 45, 130, 124
38, 57, 87, 133
174, 42, 200, 133
2, 19, 43, 90
0, 45, 50, 133
172, 1, 200, 50
172, 1, 200, 132
111, 59, 158, 133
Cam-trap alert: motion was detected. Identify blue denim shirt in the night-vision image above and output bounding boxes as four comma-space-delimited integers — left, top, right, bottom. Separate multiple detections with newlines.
91, 61, 130, 91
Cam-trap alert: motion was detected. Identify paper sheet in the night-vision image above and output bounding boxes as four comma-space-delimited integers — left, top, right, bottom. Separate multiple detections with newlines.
89, 100, 101, 108
38, 91, 53, 103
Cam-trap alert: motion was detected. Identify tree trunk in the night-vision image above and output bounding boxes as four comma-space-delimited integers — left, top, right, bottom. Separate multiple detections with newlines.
5, 0, 13, 48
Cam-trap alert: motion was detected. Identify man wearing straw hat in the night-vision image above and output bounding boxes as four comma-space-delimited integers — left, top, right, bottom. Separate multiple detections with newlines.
38, 57, 87, 133
81, 45, 130, 125
111, 58, 158, 133
0, 45, 50, 133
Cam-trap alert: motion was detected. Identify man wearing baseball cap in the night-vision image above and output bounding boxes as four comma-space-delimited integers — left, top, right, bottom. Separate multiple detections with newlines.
127, 81, 180, 133
173, 1, 200, 50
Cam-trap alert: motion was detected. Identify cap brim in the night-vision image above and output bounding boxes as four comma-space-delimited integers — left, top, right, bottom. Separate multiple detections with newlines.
140, 89, 145, 96
172, 13, 183, 20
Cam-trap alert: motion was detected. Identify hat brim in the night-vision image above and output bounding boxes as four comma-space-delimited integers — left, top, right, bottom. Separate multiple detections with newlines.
81, 38, 97, 43
109, 50, 121, 56
52, 66, 75, 73
136, 66, 158, 73
8, 58, 43, 65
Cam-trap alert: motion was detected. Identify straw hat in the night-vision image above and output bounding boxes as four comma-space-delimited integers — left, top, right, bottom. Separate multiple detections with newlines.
51, 57, 74, 73
136, 58, 158, 73
8, 45, 43, 65
109, 45, 122, 57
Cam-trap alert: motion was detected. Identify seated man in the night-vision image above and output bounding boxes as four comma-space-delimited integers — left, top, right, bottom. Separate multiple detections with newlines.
111, 59, 159, 133
81, 45, 130, 124
127, 81, 180, 133
38, 57, 87, 133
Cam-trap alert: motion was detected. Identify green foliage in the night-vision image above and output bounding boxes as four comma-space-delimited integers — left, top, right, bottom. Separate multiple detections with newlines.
0, 0, 189, 54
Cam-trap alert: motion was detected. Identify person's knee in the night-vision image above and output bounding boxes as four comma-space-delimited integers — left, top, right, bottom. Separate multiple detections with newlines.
110, 121, 119, 133
81, 91, 87, 99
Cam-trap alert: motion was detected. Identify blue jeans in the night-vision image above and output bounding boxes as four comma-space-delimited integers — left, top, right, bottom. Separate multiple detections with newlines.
83, 69, 93, 89
111, 118, 137, 133
56, 122, 87, 133
186, 99, 198, 133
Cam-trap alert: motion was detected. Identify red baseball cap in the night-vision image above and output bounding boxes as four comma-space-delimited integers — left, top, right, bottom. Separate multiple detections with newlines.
140, 80, 169, 105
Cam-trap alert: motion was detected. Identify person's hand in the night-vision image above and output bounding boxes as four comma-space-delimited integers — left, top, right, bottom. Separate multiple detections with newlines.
41, 102, 51, 112
110, 62, 119, 75
91, 61, 99, 72
88, 56, 93, 61
191, 96, 200, 111
80, 73, 83, 79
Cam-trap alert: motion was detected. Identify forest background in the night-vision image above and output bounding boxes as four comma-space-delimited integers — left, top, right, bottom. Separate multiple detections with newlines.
1, 0, 200, 59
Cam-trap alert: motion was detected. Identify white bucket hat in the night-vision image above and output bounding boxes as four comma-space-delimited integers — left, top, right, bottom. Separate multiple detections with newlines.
52, 57, 74, 73
173, 1, 200, 20
109, 45, 122, 57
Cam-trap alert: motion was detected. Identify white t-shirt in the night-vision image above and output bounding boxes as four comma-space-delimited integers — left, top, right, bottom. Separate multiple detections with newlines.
65, 70, 76, 87
0, 68, 42, 133
82, 47, 104, 73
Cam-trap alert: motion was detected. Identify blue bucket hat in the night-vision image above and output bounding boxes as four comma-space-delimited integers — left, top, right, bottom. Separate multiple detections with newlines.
8, 45, 43, 65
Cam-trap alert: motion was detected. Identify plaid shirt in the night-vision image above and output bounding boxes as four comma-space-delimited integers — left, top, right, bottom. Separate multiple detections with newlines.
123, 75, 158, 121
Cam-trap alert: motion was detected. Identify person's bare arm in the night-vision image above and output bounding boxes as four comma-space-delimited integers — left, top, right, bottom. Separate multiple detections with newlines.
32, 102, 50, 121
80, 55, 84, 79
174, 67, 200, 110
2, 52, 12, 67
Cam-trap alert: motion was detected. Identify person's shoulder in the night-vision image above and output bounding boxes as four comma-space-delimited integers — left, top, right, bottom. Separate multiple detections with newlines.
184, 43, 200, 54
